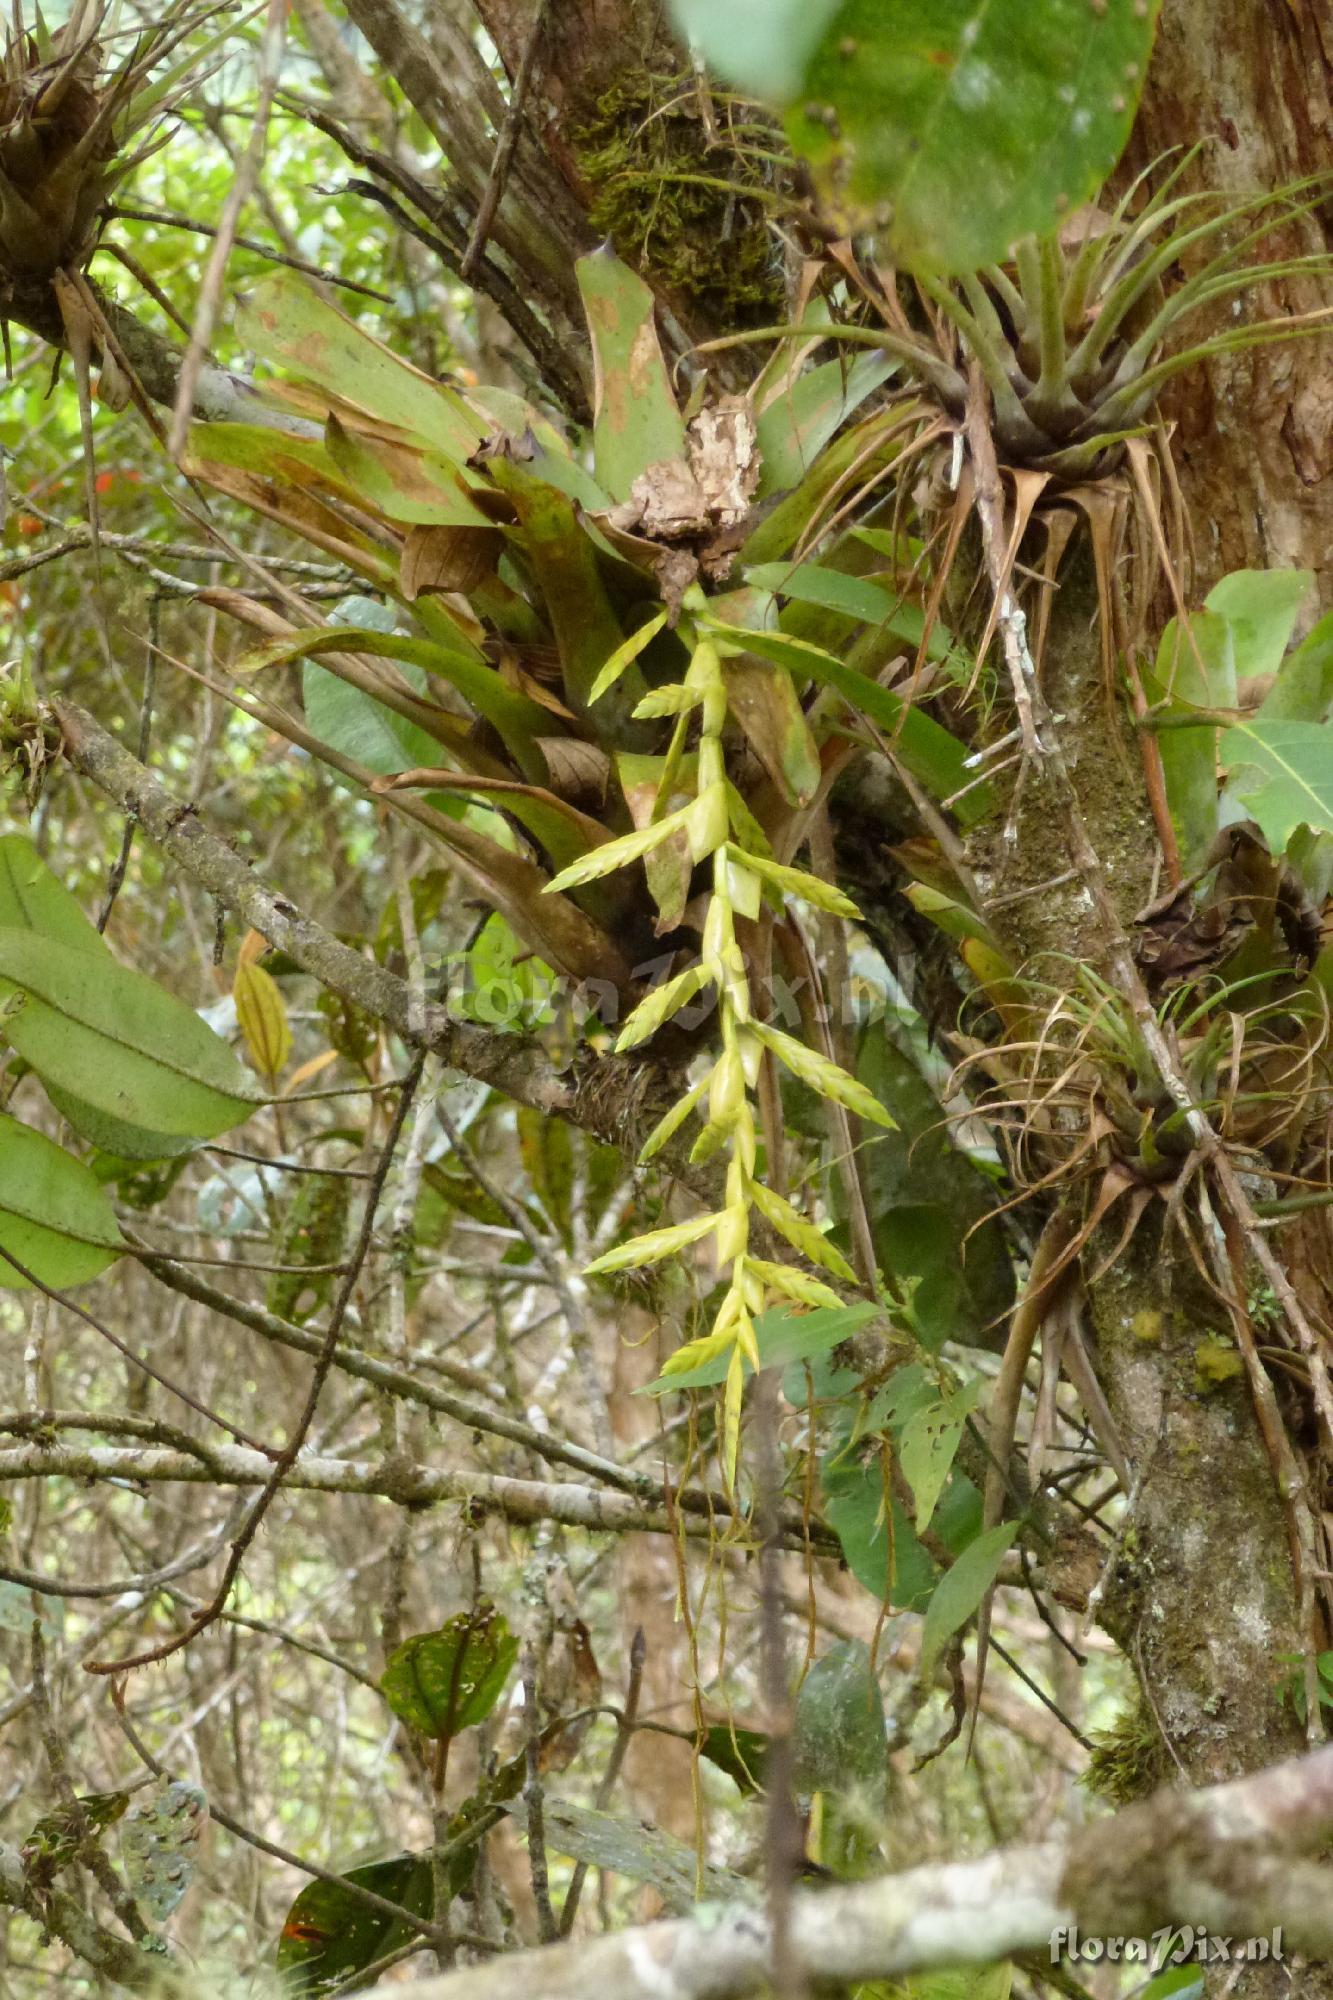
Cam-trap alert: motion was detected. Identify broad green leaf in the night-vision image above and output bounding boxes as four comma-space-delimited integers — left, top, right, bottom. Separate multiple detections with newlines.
856, 1033, 1013, 1349
1144, 610, 1233, 872
277, 1852, 433, 1995
1205, 567, 1313, 683
793, 1638, 887, 1797
670, 0, 842, 103
919, 1521, 1017, 1679
0, 1111, 123, 1289
1257, 609, 1333, 724
324, 413, 495, 526
302, 664, 445, 777
506, 1796, 745, 1913
823, 1444, 982, 1611
0, 836, 104, 951
700, 1721, 769, 1795
645, 1302, 877, 1394
710, 622, 986, 822
784, 0, 1161, 275
755, 351, 896, 497
576, 250, 687, 504
899, 1382, 981, 1532
43, 1086, 193, 1164
0, 843, 191, 1161
236, 273, 485, 463
379, 1605, 518, 1740
1220, 718, 1333, 850
0, 930, 260, 1139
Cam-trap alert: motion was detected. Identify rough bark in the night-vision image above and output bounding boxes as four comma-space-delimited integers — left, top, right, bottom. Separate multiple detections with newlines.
1127, 0, 1333, 606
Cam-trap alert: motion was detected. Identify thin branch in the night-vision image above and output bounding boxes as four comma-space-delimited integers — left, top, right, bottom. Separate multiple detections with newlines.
0, 1439, 809, 1545
85, 1053, 426, 1673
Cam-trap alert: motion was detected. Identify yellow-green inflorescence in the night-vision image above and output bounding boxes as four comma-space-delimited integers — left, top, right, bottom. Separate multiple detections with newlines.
544, 597, 893, 1486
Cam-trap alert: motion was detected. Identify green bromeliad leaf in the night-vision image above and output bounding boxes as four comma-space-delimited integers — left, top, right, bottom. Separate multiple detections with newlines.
576, 250, 687, 504
236, 272, 485, 462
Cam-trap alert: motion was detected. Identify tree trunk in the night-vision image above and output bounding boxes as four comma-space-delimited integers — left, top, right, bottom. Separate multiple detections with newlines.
968, 10, 1333, 1989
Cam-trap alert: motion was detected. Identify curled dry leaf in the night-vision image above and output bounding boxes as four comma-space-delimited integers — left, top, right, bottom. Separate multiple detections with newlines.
400, 523, 505, 600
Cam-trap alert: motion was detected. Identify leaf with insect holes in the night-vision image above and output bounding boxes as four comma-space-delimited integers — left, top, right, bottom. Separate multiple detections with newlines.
380, 1605, 518, 1740
899, 1381, 982, 1532
120, 1778, 208, 1922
